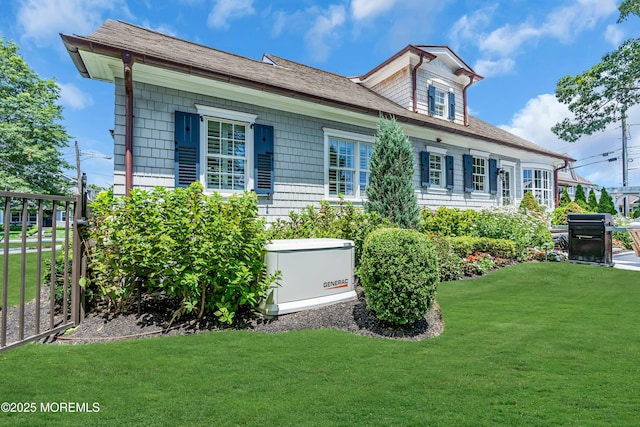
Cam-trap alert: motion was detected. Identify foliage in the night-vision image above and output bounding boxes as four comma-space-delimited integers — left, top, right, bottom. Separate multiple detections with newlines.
552, 201, 584, 226
424, 233, 463, 282
559, 188, 571, 207
519, 191, 541, 214
86, 183, 278, 324
471, 206, 552, 260
266, 198, 389, 267
365, 117, 420, 229
597, 187, 617, 215
633, 205, 640, 219
574, 184, 587, 208
448, 235, 517, 259
552, 2, 639, 143
359, 228, 438, 325
462, 252, 496, 276
588, 189, 598, 212
419, 206, 478, 237
0, 39, 71, 194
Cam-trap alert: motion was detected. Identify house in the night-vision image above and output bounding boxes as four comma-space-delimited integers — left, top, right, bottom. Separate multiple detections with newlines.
557, 162, 598, 200
60, 20, 573, 220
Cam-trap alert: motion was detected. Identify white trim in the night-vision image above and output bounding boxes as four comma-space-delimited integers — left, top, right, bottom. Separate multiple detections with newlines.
197, 108, 255, 195
323, 128, 374, 201
426, 145, 448, 155
500, 160, 517, 168
470, 149, 490, 158
195, 104, 258, 123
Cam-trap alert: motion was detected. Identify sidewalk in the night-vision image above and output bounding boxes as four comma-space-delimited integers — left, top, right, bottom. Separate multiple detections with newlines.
613, 251, 640, 272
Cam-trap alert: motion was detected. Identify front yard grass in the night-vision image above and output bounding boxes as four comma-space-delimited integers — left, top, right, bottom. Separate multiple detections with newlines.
1, 262, 639, 426
0, 252, 41, 307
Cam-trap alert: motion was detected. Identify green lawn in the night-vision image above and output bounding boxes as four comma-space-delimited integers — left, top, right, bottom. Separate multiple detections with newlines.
1, 263, 639, 426
0, 252, 42, 307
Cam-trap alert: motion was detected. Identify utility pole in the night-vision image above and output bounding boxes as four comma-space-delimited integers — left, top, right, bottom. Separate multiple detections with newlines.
622, 111, 628, 216
75, 140, 81, 196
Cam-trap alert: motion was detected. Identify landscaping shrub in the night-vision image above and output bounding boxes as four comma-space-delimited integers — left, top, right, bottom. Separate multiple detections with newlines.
267, 198, 388, 267
86, 183, 278, 324
426, 233, 463, 282
448, 236, 516, 259
471, 206, 552, 260
359, 228, 438, 325
519, 191, 542, 214
419, 206, 478, 237
552, 201, 584, 225
365, 117, 420, 229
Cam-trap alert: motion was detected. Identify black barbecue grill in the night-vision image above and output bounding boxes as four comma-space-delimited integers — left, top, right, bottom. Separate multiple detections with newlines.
567, 213, 614, 266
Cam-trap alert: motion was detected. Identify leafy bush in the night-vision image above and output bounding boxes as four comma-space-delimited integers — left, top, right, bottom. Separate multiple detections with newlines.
471, 206, 552, 260
267, 198, 388, 267
425, 233, 463, 282
359, 228, 439, 325
519, 191, 541, 214
462, 252, 496, 276
86, 183, 278, 324
448, 236, 517, 259
419, 206, 478, 237
552, 201, 584, 225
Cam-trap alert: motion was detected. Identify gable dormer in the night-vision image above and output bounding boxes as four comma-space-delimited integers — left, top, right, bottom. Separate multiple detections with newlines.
353, 45, 483, 126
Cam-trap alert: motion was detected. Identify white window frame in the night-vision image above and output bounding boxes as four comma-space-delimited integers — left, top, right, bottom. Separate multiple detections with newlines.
195, 104, 257, 195
426, 145, 448, 190
470, 149, 489, 194
324, 128, 374, 201
500, 160, 517, 206
434, 88, 446, 118
522, 164, 554, 209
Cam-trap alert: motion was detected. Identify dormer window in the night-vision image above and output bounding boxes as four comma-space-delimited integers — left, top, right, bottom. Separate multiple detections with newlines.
428, 84, 455, 121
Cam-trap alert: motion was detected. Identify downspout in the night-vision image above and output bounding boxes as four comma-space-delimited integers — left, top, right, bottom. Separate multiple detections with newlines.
554, 159, 569, 208
462, 75, 474, 126
122, 51, 135, 197
412, 53, 426, 113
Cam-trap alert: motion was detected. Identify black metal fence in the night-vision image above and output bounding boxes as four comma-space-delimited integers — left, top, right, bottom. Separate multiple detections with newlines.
1, 190, 86, 352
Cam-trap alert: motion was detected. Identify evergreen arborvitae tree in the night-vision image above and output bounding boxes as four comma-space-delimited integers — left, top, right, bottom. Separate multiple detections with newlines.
574, 184, 587, 208
597, 187, 617, 215
519, 191, 541, 213
559, 188, 571, 207
587, 189, 598, 212
365, 117, 420, 229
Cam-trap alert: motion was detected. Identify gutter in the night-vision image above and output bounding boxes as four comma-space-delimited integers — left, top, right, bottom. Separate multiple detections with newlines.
554, 159, 570, 208
122, 51, 135, 197
411, 52, 427, 113
59, 34, 573, 164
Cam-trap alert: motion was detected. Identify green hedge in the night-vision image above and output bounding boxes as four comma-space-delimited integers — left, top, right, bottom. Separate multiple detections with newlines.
267, 199, 389, 267
360, 228, 439, 325
448, 236, 517, 259
86, 183, 278, 324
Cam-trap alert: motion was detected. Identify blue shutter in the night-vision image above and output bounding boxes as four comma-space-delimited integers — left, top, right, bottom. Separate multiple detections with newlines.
463, 154, 473, 193
445, 155, 454, 189
448, 92, 456, 120
489, 159, 498, 195
420, 151, 430, 187
254, 124, 274, 195
428, 85, 436, 115
174, 111, 200, 188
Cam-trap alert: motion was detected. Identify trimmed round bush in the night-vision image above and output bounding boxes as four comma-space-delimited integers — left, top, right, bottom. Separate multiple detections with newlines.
360, 228, 439, 325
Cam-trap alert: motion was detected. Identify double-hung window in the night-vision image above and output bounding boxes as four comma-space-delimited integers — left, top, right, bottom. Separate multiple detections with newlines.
325, 129, 373, 199
428, 83, 456, 121
472, 157, 486, 191
205, 119, 247, 191
430, 154, 443, 186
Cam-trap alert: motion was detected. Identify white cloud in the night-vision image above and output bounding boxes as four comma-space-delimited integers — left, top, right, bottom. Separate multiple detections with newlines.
473, 58, 515, 77
17, 0, 130, 47
351, 0, 396, 21
499, 94, 640, 188
479, 22, 541, 57
604, 24, 625, 46
207, 0, 255, 30
58, 82, 94, 110
542, 0, 618, 42
305, 5, 346, 62
448, 6, 496, 51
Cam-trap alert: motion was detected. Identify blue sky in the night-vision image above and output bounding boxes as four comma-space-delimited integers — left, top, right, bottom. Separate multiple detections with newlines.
1, 0, 638, 190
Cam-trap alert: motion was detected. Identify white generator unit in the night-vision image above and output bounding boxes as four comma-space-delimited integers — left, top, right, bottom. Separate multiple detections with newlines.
260, 238, 356, 316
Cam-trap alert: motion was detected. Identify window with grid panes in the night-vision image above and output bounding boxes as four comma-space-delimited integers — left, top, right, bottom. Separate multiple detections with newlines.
206, 119, 246, 191
430, 153, 443, 187
473, 157, 486, 191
